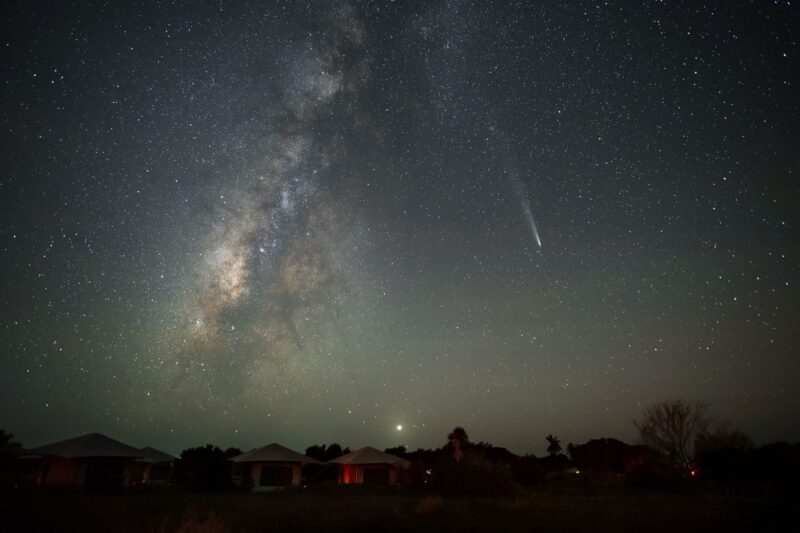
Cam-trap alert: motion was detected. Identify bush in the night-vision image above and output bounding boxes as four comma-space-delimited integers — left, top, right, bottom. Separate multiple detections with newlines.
510, 455, 547, 487
430, 454, 521, 496
625, 461, 690, 491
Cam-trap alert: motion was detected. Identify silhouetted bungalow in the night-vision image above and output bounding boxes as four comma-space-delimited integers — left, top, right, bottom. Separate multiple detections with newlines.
133, 446, 175, 484
231, 442, 319, 490
569, 438, 653, 475
328, 447, 411, 486
22, 432, 143, 490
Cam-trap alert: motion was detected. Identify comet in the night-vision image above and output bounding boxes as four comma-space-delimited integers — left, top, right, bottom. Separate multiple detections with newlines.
521, 200, 542, 248
511, 174, 542, 248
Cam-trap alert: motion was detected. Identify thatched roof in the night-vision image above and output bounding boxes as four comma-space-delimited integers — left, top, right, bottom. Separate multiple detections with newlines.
327, 447, 411, 468
231, 442, 319, 464
27, 432, 143, 459
138, 446, 175, 463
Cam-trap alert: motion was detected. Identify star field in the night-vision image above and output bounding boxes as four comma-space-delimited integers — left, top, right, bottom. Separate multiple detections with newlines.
1, 1, 797, 455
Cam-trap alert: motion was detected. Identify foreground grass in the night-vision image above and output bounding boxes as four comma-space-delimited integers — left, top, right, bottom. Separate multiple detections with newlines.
0, 486, 787, 532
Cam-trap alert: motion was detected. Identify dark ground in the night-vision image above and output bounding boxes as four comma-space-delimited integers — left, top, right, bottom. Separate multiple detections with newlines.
0, 485, 790, 532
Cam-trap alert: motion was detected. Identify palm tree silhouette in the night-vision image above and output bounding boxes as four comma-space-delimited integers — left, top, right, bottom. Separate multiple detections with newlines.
546, 434, 561, 457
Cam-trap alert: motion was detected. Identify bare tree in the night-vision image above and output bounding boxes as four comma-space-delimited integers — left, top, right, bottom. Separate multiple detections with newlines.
634, 400, 711, 466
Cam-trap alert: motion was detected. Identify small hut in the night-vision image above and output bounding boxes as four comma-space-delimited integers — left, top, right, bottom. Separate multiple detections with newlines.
327, 447, 411, 486
23, 432, 143, 490
134, 446, 175, 484
231, 443, 318, 490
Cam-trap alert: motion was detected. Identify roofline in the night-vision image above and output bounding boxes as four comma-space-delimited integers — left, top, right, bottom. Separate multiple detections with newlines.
233, 457, 319, 464
331, 461, 406, 466
17, 453, 144, 459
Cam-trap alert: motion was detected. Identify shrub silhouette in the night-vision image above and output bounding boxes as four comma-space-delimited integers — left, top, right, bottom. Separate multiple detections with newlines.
747, 442, 800, 494
430, 451, 520, 496
510, 455, 546, 486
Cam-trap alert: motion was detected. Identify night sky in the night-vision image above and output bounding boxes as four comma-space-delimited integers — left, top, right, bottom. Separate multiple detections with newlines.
1, 1, 797, 457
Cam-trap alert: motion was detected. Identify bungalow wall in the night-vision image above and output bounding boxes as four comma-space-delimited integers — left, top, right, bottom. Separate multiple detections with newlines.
337, 464, 402, 486
38, 457, 138, 488
132, 462, 172, 484
40, 456, 83, 486
248, 462, 302, 490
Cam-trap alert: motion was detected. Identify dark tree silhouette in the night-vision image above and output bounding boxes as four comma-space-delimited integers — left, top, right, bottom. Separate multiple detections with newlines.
384, 445, 407, 458
447, 427, 469, 461
447, 427, 469, 446
693, 422, 754, 484
695, 422, 753, 456
635, 399, 711, 467
566, 442, 575, 459
223, 447, 242, 459
546, 434, 561, 457
173, 445, 234, 491
0, 429, 20, 449
0, 430, 21, 450
305, 444, 326, 461
1, 429, 23, 482
305, 443, 349, 462
326, 443, 345, 460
